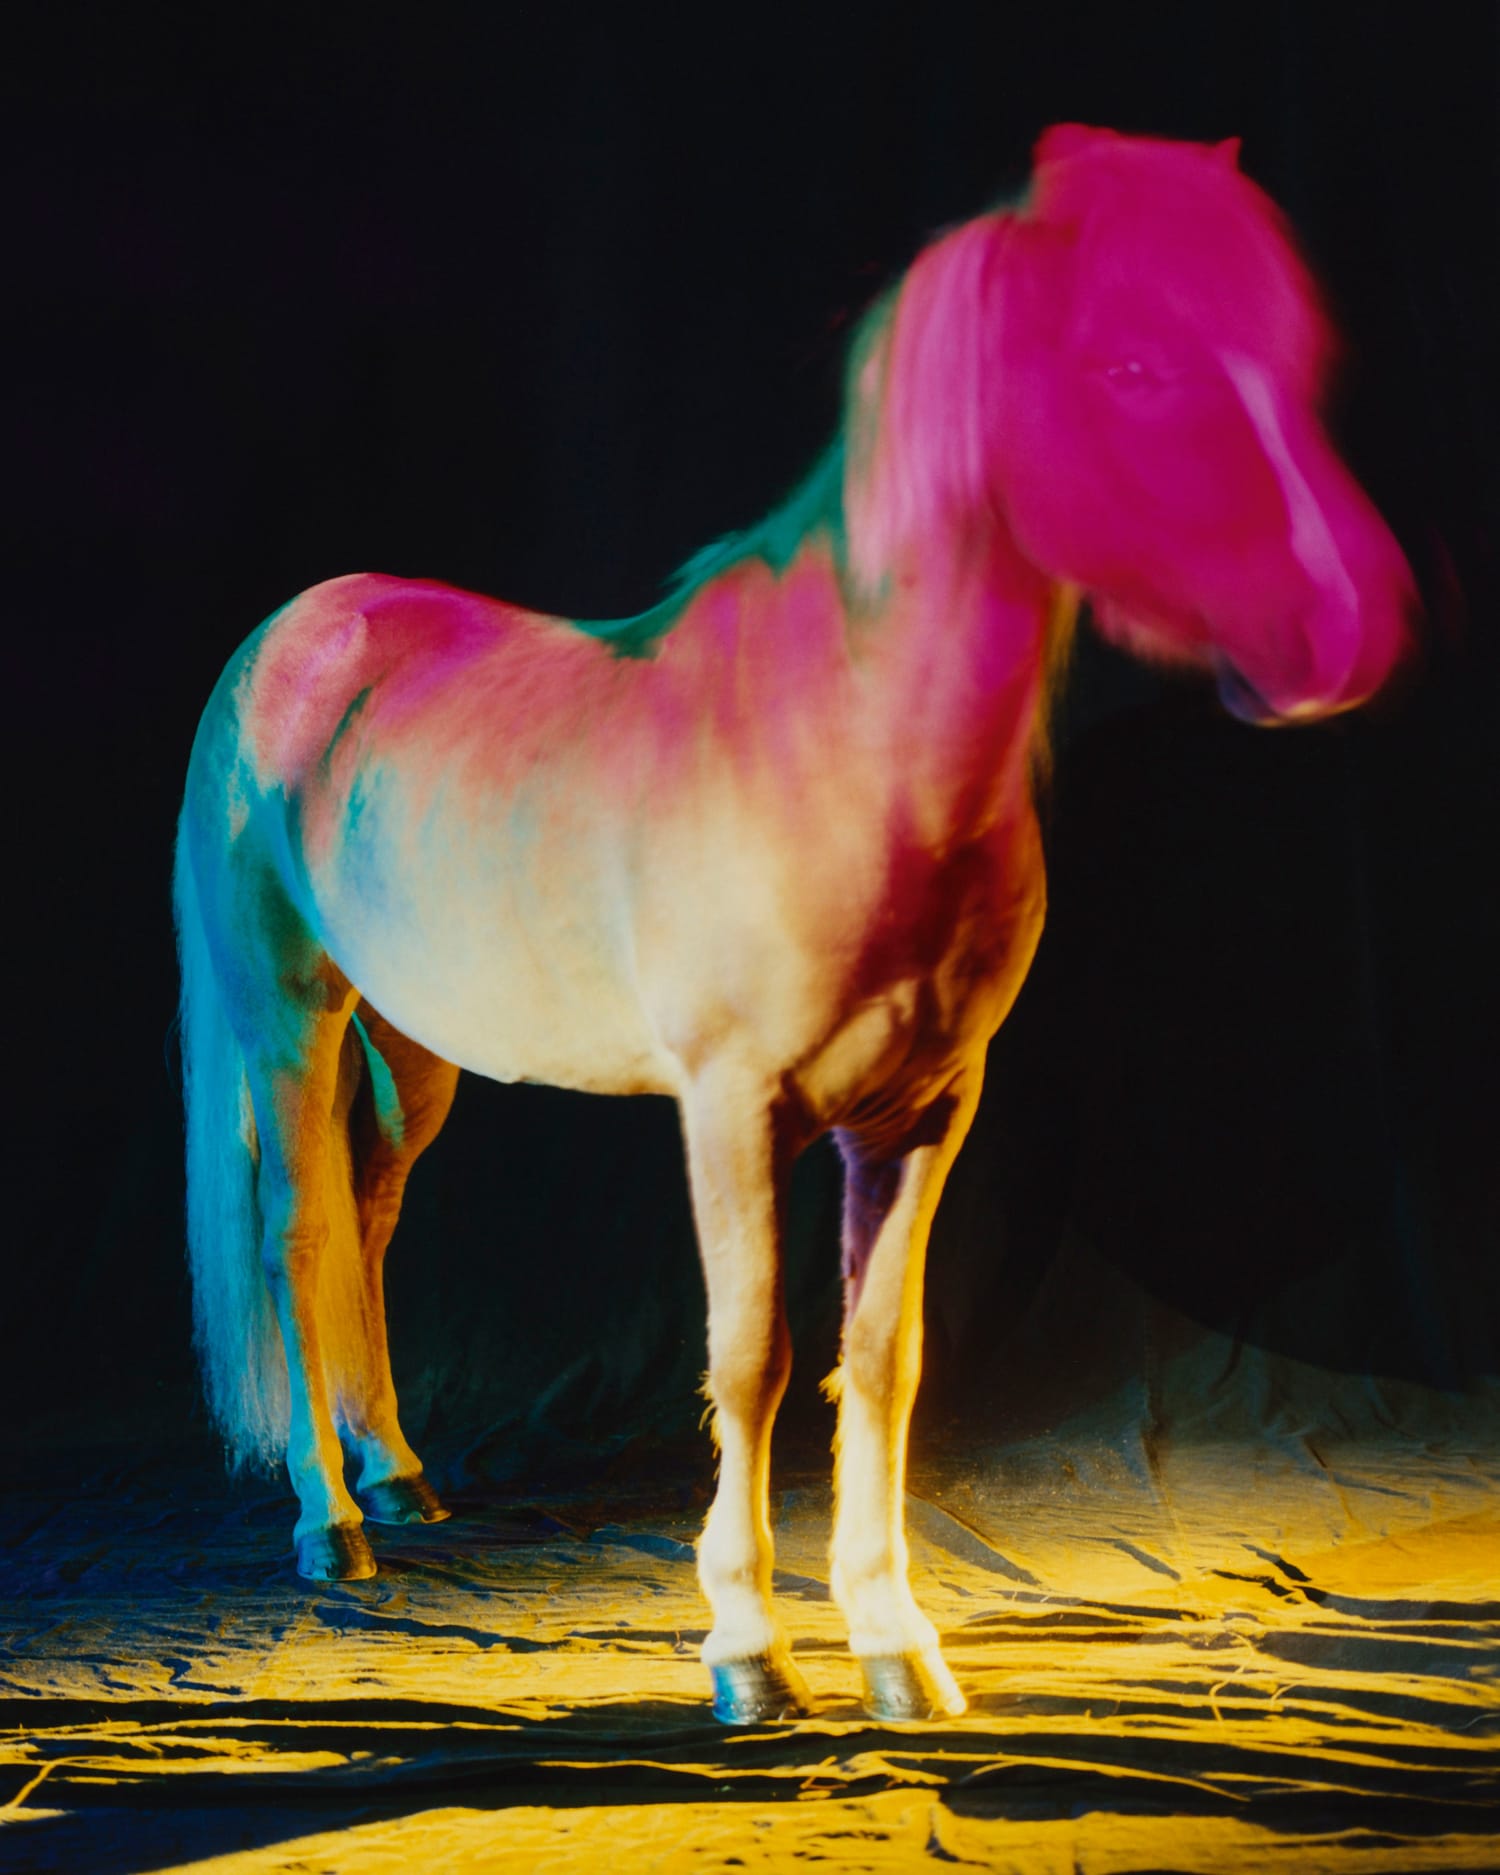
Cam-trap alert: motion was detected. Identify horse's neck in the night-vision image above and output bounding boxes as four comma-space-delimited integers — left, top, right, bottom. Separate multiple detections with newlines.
832, 214, 1057, 847
855, 524, 1056, 846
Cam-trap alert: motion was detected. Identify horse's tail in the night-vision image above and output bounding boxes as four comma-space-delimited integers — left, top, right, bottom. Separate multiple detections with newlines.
173, 815, 290, 1472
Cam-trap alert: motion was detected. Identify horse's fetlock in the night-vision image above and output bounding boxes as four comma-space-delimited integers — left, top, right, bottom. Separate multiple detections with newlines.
700, 1557, 769, 1600
831, 1537, 898, 1598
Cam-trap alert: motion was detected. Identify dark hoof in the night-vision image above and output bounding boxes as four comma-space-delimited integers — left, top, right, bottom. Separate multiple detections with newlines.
859, 1650, 966, 1721
710, 1654, 812, 1725
296, 1523, 377, 1581
359, 1472, 451, 1526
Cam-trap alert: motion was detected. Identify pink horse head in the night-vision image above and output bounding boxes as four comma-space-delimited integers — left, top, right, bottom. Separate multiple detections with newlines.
993, 125, 1414, 722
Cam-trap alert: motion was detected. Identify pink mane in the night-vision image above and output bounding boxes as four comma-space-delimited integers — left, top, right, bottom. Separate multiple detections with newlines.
844, 212, 1010, 591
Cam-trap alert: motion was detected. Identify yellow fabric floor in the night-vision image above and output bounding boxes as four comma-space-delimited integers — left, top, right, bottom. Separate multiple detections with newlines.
3, 1384, 1497, 1871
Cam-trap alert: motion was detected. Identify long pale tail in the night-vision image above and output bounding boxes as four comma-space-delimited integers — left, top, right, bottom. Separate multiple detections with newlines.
173, 817, 289, 1471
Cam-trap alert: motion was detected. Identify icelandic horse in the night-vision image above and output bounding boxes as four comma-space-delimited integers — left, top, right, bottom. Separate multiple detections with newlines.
175, 127, 1412, 1722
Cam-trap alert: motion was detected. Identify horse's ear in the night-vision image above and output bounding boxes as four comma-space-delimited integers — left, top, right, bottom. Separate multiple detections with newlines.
997, 212, 1078, 340
1211, 136, 1243, 169
1034, 123, 1117, 170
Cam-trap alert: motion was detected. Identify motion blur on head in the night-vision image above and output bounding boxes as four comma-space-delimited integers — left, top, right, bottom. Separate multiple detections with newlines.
991, 125, 1415, 723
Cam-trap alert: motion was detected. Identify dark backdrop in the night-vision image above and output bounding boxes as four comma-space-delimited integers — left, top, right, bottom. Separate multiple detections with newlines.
7, 3, 1496, 1474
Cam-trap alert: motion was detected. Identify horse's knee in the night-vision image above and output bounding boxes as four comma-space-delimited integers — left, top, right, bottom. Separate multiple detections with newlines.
842, 1311, 919, 1409
708, 1314, 792, 1425
258, 1211, 329, 1292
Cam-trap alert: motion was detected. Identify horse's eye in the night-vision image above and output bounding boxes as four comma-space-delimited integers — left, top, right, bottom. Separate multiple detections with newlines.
1101, 359, 1159, 388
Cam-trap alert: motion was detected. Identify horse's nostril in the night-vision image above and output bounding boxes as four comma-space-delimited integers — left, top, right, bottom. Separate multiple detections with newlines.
1214, 659, 1280, 725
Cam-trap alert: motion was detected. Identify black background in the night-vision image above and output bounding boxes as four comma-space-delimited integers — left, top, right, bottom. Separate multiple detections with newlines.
6, 3, 1497, 1473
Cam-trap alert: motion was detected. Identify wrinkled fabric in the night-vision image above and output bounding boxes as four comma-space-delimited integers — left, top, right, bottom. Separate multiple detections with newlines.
3, 1345, 1496, 1873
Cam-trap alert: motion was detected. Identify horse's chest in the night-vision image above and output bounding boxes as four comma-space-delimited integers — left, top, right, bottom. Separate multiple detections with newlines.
788, 820, 1048, 1127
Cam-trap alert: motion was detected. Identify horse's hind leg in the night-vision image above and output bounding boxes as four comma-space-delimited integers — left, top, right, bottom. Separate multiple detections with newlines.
339, 1003, 459, 1526
831, 1078, 980, 1720
235, 946, 373, 1580
680, 1067, 810, 1723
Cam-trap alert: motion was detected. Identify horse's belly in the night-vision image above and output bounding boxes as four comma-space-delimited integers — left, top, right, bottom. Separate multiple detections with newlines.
350, 931, 673, 1094
308, 840, 677, 1097
362, 941, 673, 1095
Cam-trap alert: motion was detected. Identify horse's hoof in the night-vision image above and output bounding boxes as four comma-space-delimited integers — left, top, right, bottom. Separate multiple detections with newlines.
859, 1650, 966, 1721
710, 1654, 812, 1725
296, 1523, 377, 1581
359, 1472, 451, 1526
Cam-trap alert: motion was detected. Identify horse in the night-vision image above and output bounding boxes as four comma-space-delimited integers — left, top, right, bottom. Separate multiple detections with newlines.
174, 125, 1413, 1725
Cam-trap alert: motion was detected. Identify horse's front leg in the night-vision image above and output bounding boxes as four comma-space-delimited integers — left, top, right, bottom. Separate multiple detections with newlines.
831, 1077, 980, 1720
680, 1069, 810, 1724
